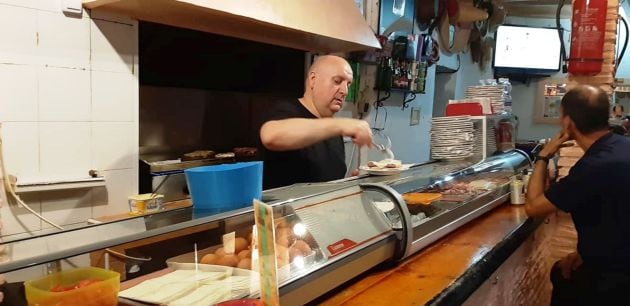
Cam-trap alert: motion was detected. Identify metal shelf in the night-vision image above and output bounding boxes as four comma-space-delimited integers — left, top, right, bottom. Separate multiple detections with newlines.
15, 177, 106, 193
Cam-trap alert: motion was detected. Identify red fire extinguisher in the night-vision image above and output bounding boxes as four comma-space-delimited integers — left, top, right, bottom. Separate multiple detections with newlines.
568, 0, 608, 75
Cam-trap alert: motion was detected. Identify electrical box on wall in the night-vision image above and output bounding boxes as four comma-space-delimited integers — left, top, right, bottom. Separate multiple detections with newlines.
61, 0, 83, 15
437, 52, 459, 73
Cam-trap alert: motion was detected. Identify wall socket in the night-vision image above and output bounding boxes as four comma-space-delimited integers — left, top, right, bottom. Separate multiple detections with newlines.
410, 107, 420, 126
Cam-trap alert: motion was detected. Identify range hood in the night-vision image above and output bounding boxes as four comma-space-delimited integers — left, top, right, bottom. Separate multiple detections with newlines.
84, 0, 381, 53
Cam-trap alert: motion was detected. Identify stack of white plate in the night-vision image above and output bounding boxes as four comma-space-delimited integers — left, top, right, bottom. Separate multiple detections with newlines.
472, 120, 497, 156
431, 116, 474, 160
465, 85, 507, 114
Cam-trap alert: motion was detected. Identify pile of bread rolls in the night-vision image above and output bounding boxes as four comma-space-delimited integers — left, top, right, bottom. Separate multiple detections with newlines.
275, 223, 312, 268
200, 236, 252, 270
198, 220, 313, 270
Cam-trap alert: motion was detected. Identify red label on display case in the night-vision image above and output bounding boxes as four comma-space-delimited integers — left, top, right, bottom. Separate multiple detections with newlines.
327, 239, 358, 257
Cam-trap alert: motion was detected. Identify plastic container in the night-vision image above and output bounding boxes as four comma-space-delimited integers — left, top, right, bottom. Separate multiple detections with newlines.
24, 267, 120, 306
185, 161, 263, 212
128, 193, 164, 215
445, 103, 484, 116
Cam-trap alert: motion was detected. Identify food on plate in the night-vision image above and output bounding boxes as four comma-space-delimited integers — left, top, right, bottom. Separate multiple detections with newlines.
402, 193, 442, 205
233, 147, 257, 157
367, 159, 403, 169
468, 180, 497, 191
182, 150, 215, 161
215, 152, 236, 160
385, 159, 402, 168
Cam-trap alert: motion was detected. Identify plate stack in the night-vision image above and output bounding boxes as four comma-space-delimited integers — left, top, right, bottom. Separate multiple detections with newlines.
472, 119, 497, 157
465, 85, 507, 114
431, 116, 475, 160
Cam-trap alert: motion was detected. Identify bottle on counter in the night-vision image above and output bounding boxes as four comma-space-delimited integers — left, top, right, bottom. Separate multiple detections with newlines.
521, 169, 531, 194
510, 177, 525, 205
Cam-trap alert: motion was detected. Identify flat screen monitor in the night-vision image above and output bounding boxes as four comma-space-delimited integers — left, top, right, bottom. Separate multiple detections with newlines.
493, 25, 562, 74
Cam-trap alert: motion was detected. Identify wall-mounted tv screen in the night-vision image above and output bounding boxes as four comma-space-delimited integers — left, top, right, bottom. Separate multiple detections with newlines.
494, 25, 562, 74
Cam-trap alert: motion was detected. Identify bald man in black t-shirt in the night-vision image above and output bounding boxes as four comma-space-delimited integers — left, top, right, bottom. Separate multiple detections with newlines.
259, 55, 373, 189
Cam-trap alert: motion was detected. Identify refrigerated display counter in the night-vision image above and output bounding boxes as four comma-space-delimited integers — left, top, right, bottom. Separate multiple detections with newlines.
0, 150, 531, 305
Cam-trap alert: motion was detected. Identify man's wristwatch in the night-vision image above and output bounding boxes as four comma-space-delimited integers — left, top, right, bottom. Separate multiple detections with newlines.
535, 153, 552, 163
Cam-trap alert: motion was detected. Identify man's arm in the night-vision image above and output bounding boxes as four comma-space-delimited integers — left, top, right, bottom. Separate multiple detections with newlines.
260, 117, 372, 151
525, 131, 570, 217
525, 159, 557, 217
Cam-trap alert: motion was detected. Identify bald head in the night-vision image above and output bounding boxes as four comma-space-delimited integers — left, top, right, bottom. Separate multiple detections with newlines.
308, 55, 352, 75
561, 85, 610, 134
303, 55, 353, 118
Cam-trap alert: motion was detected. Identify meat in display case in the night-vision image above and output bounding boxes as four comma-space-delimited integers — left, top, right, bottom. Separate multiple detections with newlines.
0, 151, 530, 305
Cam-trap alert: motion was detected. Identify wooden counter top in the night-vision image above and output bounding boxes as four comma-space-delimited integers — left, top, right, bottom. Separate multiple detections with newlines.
319, 203, 538, 305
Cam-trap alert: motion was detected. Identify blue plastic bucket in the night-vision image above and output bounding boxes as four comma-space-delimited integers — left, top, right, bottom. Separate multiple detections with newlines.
185, 161, 263, 212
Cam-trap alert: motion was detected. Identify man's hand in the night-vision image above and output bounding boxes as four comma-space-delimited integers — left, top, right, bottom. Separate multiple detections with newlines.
558, 252, 583, 279
337, 118, 373, 147
540, 131, 571, 157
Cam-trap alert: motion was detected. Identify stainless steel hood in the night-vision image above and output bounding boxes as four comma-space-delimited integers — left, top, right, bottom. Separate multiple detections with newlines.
84, 0, 381, 52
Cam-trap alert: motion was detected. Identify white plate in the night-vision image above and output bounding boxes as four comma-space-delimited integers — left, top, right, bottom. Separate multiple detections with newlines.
360, 164, 411, 176
431, 116, 471, 122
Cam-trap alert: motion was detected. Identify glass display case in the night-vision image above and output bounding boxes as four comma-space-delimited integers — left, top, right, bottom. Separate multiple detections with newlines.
0, 150, 530, 305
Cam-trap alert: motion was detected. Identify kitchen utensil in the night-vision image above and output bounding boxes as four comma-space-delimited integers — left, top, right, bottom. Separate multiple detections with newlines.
373, 130, 395, 159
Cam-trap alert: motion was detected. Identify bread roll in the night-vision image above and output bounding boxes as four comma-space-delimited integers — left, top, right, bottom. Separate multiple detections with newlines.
234, 237, 248, 253
237, 258, 252, 269
217, 255, 239, 267
200, 253, 220, 265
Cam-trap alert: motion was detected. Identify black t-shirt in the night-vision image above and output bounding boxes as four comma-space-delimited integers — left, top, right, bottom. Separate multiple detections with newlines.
260, 99, 346, 190
545, 133, 630, 270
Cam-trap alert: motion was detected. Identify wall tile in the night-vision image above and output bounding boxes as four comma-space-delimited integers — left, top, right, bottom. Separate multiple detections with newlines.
39, 66, 90, 121
0, 5, 37, 64
0, 193, 41, 236
41, 189, 92, 229
91, 19, 136, 73
0, 0, 61, 12
37, 10, 90, 69
0, 122, 39, 179
39, 122, 91, 177
0, 64, 38, 122
92, 168, 137, 218
92, 122, 136, 170
92, 71, 136, 121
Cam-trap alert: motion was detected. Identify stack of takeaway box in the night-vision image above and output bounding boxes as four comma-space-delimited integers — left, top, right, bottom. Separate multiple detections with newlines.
557, 142, 585, 180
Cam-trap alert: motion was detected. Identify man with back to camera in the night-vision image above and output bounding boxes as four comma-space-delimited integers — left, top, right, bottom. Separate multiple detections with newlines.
259, 55, 373, 190
525, 85, 630, 305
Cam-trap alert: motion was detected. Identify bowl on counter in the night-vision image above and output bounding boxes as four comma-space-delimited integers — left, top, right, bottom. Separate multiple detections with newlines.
185, 161, 263, 213
24, 267, 120, 306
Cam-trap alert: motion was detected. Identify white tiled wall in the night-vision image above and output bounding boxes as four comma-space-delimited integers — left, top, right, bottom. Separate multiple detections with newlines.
0, 2, 139, 242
